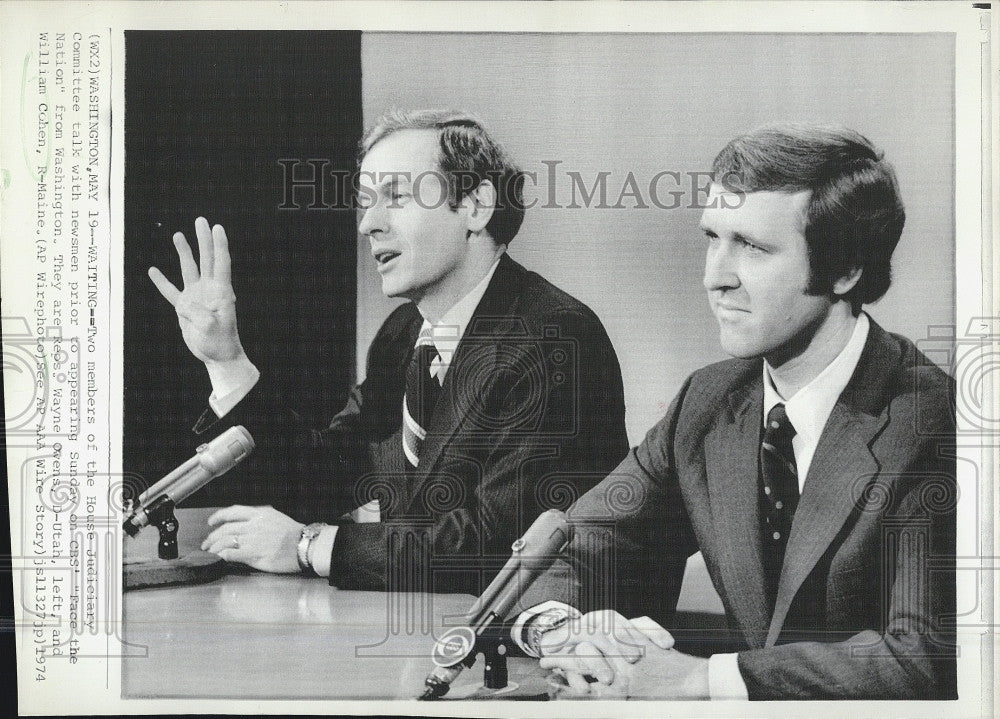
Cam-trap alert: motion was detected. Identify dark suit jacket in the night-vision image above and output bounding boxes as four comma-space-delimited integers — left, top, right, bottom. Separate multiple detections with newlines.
196, 254, 629, 594
566, 319, 956, 699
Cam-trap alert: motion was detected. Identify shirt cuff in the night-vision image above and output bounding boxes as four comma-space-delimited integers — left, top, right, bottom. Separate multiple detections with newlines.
207, 356, 260, 417
309, 525, 338, 578
708, 652, 749, 700
349, 499, 381, 523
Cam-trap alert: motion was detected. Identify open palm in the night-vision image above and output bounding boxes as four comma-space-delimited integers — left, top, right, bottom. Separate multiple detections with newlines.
148, 217, 245, 364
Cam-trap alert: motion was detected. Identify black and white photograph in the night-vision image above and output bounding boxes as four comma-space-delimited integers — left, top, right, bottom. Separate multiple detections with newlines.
2, 2, 994, 715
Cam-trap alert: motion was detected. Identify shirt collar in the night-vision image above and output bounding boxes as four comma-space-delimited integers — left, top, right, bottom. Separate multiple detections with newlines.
417, 257, 503, 375
763, 312, 870, 444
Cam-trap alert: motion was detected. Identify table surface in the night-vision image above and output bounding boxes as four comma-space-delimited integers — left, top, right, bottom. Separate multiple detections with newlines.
122, 508, 546, 700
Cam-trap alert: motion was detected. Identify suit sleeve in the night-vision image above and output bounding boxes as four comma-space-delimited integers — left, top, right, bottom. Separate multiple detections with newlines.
189, 306, 414, 522
328, 308, 631, 594
565, 376, 699, 626
735, 432, 957, 699
189, 376, 373, 521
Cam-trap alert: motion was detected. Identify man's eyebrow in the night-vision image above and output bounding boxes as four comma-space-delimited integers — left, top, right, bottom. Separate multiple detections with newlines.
380, 173, 412, 190
733, 231, 766, 246
361, 173, 413, 191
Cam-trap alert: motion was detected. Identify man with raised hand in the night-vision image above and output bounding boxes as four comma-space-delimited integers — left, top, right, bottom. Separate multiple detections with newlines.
524, 124, 956, 700
149, 110, 628, 593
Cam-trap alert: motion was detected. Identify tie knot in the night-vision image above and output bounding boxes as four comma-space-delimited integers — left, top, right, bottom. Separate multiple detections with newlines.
415, 326, 436, 349
412, 330, 442, 385
765, 403, 795, 439
414, 330, 440, 358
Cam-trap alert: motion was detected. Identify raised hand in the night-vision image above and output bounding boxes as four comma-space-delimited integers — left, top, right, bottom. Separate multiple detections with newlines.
148, 217, 246, 366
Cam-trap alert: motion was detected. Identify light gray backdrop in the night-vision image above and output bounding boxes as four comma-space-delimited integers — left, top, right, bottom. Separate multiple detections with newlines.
358, 32, 954, 444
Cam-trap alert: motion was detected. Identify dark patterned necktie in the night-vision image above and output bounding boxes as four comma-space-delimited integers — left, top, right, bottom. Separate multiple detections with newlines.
402, 330, 442, 468
760, 403, 799, 604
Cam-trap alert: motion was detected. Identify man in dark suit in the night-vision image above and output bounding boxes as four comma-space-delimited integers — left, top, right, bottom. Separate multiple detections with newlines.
527, 125, 955, 699
148, 110, 628, 593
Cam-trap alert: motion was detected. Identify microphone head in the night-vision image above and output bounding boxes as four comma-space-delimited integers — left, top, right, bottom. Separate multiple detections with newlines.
511, 509, 573, 560
432, 626, 477, 668
196, 425, 255, 475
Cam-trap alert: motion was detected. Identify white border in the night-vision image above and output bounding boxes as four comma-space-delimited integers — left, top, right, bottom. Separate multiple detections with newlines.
2, 1, 995, 716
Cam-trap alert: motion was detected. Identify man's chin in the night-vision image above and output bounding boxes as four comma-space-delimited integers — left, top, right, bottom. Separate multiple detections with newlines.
379, 279, 408, 300
717, 332, 763, 360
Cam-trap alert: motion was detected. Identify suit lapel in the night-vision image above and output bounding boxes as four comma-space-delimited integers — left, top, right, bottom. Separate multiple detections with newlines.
765, 322, 897, 645
413, 254, 527, 485
705, 370, 773, 648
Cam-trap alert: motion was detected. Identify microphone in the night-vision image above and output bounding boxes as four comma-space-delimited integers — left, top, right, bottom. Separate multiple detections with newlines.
123, 425, 255, 537
419, 509, 573, 700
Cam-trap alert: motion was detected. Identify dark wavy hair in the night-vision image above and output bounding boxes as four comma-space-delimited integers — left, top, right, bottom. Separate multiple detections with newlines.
712, 124, 905, 313
359, 109, 526, 246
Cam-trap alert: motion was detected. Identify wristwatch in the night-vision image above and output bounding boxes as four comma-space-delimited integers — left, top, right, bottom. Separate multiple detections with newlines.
296, 522, 326, 575
511, 600, 582, 658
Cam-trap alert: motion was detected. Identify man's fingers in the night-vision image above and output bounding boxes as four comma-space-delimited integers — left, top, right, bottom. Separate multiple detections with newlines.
202, 523, 241, 551
147, 267, 180, 306
206, 504, 258, 526
605, 614, 649, 660
584, 610, 645, 662
173, 231, 199, 286
598, 651, 634, 689
195, 216, 214, 278
205, 537, 233, 555
540, 650, 588, 675
212, 223, 231, 285
537, 623, 574, 655
630, 616, 675, 650
569, 641, 614, 684
562, 669, 592, 696
211, 547, 246, 565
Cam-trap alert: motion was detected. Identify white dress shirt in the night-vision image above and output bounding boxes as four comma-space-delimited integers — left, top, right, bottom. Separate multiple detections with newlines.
207, 355, 261, 418
418, 256, 502, 384
708, 312, 870, 699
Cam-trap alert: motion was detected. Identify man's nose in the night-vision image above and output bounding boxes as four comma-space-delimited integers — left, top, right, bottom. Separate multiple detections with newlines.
358, 200, 385, 236
702, 241, 739, 291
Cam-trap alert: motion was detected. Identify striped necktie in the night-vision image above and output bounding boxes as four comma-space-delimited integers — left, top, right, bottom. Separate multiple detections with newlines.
402, 330, 443, 468
760, 403, 800, 605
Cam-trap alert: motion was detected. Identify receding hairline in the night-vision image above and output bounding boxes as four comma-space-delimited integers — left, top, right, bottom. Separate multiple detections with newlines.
359, 109, 488, 159
358, 127, 444, 169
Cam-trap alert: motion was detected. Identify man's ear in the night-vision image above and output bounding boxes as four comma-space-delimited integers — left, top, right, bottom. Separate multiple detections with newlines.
832, 266, 863, 296
462, 180, 497, 235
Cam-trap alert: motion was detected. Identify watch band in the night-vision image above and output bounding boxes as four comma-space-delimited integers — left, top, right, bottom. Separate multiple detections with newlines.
296, 522, 326, 575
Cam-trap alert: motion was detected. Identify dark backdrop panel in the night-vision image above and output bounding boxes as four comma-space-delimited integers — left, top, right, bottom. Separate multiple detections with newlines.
124, 31, 361, 514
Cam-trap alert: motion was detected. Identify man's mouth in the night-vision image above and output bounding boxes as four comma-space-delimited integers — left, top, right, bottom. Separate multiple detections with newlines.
714, 302, 750, 318
373, 250, 401, 267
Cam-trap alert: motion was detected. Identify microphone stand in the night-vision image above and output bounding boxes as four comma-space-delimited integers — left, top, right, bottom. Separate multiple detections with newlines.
479, 629, 510, 691
124, 496, 179, 560
417, 509, 573, 700
122, 499, 227, 590
419, 625, 514, 700
122, 426, 254, 589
